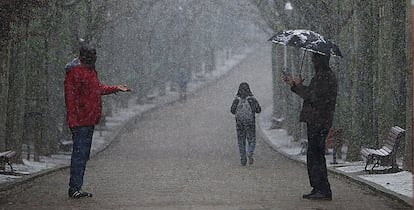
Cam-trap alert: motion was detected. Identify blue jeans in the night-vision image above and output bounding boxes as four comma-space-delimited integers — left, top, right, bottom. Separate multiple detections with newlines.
69, 126, 94, 193
236, 123, 256, 165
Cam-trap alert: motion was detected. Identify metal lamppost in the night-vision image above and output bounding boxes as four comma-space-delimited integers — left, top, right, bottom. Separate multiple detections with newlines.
411, 0, 414, 172
284, 2, 293, 20
283, 1, 297, 134
283, 1, 293, 71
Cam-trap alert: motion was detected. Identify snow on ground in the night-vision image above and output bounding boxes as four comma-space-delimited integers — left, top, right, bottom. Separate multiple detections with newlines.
359, 171, 413, 198
0, 155, 71, 182
335, 164, 366, 173
0, 175, 21, 182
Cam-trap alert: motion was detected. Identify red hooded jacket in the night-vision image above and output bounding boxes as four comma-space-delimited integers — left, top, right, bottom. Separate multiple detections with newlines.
64, 65, 118, 128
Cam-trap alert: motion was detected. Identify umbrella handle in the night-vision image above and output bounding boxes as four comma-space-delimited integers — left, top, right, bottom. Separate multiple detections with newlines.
299, 51, 306, 74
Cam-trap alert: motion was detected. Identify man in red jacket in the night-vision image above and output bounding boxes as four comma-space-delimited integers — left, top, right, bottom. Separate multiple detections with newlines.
64, 45, 129, 199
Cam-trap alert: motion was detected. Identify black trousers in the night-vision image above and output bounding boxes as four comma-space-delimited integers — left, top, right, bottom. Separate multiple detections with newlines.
306, 123, 331, 195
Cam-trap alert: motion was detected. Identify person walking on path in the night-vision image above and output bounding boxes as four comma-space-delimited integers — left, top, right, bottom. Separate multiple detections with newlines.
64, 45, 129, 199
230, 82, 261, 166
176, 66, 190, 102
284, 53, 338, 200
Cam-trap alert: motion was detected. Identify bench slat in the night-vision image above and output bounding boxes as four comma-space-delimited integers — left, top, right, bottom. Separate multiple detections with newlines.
361, 148, 387, 157
391, 128, 404, 135
387, 132, 400, 139
0, 152, 10, 157
378, 148, 390, 156
387, 133, 399, 141
383, 142, 395, 149
361, 148, 375, 154
387, 133, 400, 139
383, 143, 394, 150
384, 133, 402, 147
5, 151, 16, 158
361, 148, 375, 157
374, 150, 387, 156
0, 151, 16, 158
381, 146, 392, 153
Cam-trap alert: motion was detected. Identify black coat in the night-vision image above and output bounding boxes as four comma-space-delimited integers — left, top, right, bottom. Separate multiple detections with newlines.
291, 67, 338, 128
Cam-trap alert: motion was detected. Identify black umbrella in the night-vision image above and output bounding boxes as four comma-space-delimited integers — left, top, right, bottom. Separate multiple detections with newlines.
268, 29, 342, 57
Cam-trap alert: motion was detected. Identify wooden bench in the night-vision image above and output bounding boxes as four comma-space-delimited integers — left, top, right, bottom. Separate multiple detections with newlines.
270, 117, 284, 129
360, 126, 405, 173
0, 150, 16, 173
58, 139, 73, 152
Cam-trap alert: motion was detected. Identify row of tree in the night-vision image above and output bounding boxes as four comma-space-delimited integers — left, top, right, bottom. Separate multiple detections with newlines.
0, 1, 266, 163
252, 0, 412, 170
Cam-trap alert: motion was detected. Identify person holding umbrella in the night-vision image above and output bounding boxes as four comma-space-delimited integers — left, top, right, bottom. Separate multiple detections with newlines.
284, 52, 338, 200
64, 44, 130, 199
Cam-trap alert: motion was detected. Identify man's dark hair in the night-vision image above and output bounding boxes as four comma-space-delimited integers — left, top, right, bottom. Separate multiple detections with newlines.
79, 45, 97, 67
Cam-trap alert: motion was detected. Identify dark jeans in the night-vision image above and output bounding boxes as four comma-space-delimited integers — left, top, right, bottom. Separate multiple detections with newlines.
306, 123, 331, 195
236, 122, 256, 165
69, 126, 94, 193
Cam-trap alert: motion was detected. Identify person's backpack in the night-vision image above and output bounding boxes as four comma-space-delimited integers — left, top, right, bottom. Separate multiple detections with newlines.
65, 57, 80, 73
235, 96, 254, 124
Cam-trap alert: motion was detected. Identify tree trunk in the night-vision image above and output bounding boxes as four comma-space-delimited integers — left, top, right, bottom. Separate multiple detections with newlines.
347, 2, 375, 161
0, 40, 10, 152
6, 29, 27, 164
404, 0, 413, 171
389, 1, 409, 163
43, 1, 61, 155
376, 1, 392, 143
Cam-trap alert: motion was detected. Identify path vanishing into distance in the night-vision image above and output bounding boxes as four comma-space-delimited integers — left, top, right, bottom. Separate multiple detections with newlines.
0, 47, 409, 210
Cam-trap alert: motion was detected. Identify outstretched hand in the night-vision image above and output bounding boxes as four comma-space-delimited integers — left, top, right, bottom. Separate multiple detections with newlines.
117, 84, 131, 92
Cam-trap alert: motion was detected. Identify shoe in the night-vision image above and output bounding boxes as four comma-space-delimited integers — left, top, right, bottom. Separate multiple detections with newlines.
241, 158, 247, 166
69, 190, 93, 199
248, 155, 254, 165
302, 189, 317, 198
306, 191, 332, 201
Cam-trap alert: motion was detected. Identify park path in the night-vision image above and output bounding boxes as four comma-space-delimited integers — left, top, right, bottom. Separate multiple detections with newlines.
0, 47, 408, 210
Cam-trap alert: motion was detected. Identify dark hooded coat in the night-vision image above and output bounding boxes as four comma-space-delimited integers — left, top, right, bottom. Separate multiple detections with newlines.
291, 55, 338, 128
